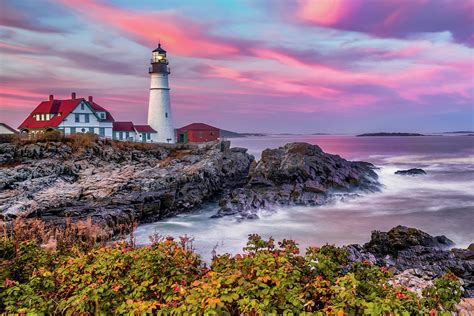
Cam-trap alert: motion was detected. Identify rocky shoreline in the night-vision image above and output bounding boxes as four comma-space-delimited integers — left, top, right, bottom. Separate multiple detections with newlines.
0, 139, 254, 232
1, 139, 473, 302
0, 140, 380, 229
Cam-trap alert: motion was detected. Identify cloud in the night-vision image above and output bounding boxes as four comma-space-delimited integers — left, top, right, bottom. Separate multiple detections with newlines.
290, 0, 474, 46
1, 0, 473, 133
0, 1, 66, 33
55, 0, 245, 58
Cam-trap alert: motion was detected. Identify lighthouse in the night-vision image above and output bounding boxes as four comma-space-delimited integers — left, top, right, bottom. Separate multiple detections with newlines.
147, 43, 175, 143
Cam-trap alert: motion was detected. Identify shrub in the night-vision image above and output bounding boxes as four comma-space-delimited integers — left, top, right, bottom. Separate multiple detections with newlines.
0, 226, 463, 314
0, 134, 19, 143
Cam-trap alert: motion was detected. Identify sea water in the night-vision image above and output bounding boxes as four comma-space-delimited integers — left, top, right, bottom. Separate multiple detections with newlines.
134, 135, 474, 261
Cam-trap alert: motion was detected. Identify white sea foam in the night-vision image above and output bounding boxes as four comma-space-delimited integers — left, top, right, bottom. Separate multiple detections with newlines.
134, 135, 474, 260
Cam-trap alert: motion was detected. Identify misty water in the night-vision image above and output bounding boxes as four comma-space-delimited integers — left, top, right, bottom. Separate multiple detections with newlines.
135, 135, 474, 260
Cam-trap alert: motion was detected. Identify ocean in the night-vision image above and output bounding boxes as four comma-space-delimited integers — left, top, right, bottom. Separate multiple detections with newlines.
134, 135, 474, 260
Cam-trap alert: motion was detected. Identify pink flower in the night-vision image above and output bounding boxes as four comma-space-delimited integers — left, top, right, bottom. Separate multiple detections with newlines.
4, 278, 16, 288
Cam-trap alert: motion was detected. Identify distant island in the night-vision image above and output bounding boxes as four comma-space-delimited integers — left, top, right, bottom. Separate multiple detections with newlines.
442, 131, 474, 134
220, 129, 267, 138
357, 132, 425, 137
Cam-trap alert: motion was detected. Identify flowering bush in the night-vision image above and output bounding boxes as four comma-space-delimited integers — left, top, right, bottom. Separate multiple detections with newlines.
0, 227, 462, 314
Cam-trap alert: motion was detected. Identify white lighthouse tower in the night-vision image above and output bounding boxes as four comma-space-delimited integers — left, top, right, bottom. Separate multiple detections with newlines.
147, 43, 175, 143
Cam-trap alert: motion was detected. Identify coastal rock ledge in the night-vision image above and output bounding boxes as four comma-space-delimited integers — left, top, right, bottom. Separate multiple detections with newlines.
346, 225, 474, 298
0, 139, 254, 232
217, 142, 380, 218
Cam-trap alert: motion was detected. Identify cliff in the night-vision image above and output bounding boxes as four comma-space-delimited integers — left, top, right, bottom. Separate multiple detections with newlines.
0, 137, 254, 232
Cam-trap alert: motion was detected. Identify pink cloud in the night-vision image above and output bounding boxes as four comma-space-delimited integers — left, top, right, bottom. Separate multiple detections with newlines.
56, 0, 239, 58
289, 0, 474, 46
296, 0, 355, 26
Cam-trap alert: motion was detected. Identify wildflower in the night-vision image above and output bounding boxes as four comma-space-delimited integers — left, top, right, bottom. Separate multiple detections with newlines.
4, 278, 16, 288
112, 283, 122, 292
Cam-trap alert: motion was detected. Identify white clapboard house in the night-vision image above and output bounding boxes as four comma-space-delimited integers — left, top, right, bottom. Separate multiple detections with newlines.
18, 93, 157, 142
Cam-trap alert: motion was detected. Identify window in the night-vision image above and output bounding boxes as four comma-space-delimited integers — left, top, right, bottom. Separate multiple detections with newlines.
70, 127, 76, 134
99, 128, 105, 137
165, 112, 168, 118
101, 113, 105, 119
89, 127, 94, 133
84, 114, 90, 123
147, 133, 151, 140
81, 103, 84, 110
119, 132, 123, 140
75, 114, 80, 122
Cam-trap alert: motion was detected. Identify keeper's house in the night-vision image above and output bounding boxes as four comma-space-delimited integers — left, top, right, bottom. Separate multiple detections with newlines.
18, 93, 157, 142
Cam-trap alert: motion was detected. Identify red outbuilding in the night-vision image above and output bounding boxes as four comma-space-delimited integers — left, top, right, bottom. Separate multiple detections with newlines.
176, 123, 220, 143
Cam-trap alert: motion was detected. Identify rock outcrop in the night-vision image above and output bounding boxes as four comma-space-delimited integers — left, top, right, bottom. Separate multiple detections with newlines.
217, 142, 380, 218
0, 139, 254, 232
395, 168, 426, 176
346, 226, 474, 297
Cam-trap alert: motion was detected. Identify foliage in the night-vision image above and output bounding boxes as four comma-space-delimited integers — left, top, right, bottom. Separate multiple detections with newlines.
0, 222, 463, 315
0, 134, 18, 143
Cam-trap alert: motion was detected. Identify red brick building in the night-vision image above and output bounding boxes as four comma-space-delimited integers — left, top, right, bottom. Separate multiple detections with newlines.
176, 123, 220, 143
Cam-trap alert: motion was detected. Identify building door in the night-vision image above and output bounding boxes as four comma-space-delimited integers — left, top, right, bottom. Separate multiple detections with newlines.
179, 133, 186, 143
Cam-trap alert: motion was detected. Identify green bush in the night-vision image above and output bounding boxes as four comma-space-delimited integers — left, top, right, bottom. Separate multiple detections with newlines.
0, 134, 19, 143
0, 233, 463, 314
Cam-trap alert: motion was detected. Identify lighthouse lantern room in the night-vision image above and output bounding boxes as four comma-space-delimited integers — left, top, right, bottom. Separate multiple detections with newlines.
147, 43, 175, 143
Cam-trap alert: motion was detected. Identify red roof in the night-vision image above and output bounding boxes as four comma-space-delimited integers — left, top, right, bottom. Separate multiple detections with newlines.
18, 98, 83, 130
134, 125, 157, 133
113, 121, 135, 132
0, 123, 18, 134
90, 102, 115, 122
177, 123, 220, 131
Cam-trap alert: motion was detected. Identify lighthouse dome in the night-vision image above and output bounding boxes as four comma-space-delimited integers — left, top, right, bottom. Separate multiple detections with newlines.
152, 43, 166, 54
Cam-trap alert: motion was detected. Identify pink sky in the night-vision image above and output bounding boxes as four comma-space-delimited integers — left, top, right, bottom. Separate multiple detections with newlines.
1, 0, 473, 133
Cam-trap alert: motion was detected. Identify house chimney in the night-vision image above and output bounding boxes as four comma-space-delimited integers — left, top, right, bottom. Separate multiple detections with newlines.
49, 94, 54, 101
88, 96, 93, 102
71, 92, 76, 99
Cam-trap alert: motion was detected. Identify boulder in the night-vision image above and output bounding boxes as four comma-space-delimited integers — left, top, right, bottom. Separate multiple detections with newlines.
347, 226, 473, 298
217, 142, 380, 217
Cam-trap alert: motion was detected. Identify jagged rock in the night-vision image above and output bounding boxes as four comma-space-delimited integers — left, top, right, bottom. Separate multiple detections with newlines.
347, 226, 474, 298
389, 269, 434, 297
456, 298, 474, 315
0, 140, 254, 231
395, 168, 426, 176
218, 142, 380, 218
365, 225, 454, 254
